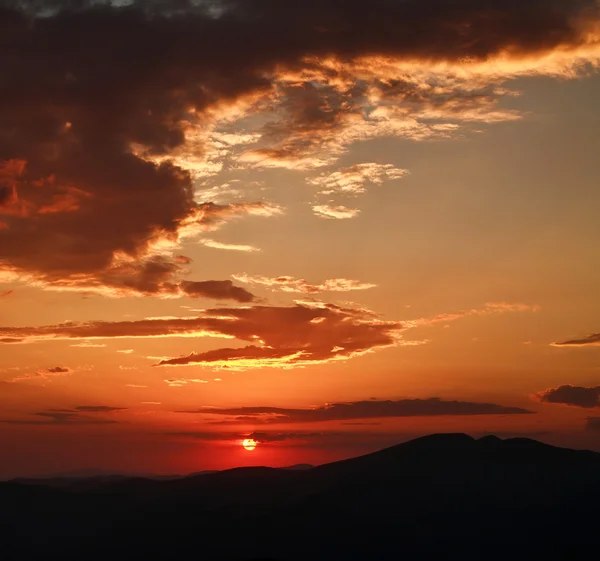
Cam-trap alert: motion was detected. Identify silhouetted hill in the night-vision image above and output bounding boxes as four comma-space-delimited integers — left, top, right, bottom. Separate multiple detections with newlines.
1, 434, 599, 561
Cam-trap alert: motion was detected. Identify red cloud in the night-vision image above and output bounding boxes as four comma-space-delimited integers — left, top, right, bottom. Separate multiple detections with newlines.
0, 303, 403, 368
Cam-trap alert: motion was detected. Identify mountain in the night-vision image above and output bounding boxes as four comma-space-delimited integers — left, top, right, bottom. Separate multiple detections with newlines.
1, 434, 599, 561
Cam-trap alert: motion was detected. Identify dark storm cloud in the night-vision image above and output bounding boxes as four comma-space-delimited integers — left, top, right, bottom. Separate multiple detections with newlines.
181, 398, 534, 423
1, 0, 599, 292
536, 385, 600, 408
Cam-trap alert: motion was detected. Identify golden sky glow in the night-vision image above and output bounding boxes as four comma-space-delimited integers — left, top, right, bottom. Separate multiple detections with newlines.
1, 0, 600, 478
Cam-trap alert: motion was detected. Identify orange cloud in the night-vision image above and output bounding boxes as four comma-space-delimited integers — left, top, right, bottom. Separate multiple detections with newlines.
6, 366, 72, 383
0, 299, 538, 369
307, 163, 409, 195
199, 239, 261, 253
412, 302, 540, 327
312, 205, 360, 220
232, 274, 376, 294
165, 378, 209, 387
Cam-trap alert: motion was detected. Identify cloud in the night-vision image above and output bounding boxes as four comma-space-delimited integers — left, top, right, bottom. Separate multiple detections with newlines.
551, 333, 600, 347
307, 163, 409, 195
586, 417, 600, 431
0, 153, 278, 297
1, 0, 599, 295
179, 280, 255, 303
0, 405, 124, 425
167, 429, 363, 444
312, 205, 360, 220
164, 378, 209, 387
74, 405, 126, 413
47, 366, 69, 374
0, 290, 13, 298
182, 398, 534, 424
0, 300, 537, 370
6, 366, 72, 383
412, 301, 540, 327
199, 239, 261, 253
535, 385, 600, 408
232, 274, 376, 294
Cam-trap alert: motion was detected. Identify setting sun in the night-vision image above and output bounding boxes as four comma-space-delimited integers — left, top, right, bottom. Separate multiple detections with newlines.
242, 439, 258, 451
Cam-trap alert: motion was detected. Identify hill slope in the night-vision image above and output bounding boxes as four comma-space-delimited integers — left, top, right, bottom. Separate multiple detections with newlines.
1, 434, 599, 561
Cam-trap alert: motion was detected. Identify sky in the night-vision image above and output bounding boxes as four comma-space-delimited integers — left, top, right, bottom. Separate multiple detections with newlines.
1, 0, 600, 478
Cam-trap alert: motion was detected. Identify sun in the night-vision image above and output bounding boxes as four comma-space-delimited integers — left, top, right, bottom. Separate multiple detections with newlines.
242, 438, 258, 451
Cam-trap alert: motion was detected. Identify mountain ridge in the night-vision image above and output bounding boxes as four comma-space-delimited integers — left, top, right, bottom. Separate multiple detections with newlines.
1, 433, 599, 561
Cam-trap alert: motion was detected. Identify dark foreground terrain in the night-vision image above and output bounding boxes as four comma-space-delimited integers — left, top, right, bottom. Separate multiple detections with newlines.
2, 434, 599, 560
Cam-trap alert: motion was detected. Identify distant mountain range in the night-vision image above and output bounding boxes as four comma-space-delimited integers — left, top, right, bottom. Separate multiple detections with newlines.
1, 434, 599, 560
10, 463, 315, 486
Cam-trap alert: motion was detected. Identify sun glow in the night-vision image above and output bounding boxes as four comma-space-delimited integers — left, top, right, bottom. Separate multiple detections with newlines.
242, 438, 258, 451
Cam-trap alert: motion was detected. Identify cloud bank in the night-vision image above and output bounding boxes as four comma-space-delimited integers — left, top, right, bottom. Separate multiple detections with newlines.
181, 398, 534, 424
2, 0, 599, 295
0, 300, 538, 369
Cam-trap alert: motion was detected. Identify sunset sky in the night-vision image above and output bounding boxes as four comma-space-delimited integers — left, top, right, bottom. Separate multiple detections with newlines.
1, 0, 600, 478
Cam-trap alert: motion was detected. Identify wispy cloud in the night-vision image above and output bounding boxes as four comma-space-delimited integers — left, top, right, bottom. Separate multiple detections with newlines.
0, 405, 125, 425
312, 205, 360, 220
232, 274, 376, 294
308, 163, 409, 195
199, 239, 261, 253
551, 333, 600, 347
5, 366, 72, 383
165, 378, 209, 387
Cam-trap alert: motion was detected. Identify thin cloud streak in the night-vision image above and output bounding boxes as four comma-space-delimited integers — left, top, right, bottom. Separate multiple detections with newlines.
551, 333, 600, 347
0, 405, 125, 425
232, 274, 376, 294
312, 205, 360, 220
181, 398, 534, 424
199, 239, 261, 253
